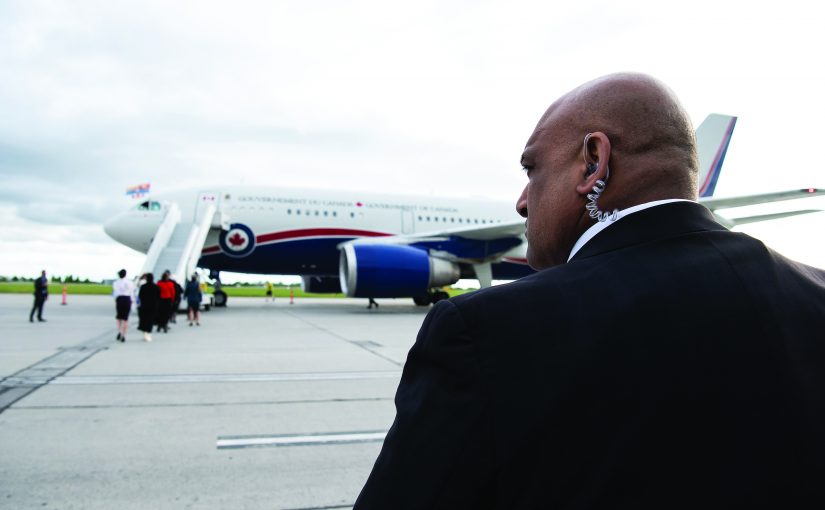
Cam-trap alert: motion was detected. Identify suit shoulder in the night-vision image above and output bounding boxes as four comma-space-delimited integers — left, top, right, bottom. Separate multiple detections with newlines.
449, 263, 585, 320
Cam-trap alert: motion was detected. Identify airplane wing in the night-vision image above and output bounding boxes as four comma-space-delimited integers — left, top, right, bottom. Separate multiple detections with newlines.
700, 188, 824, 210
700, 188, 825, 227
341, 220, 526, 264
343, 220, 525, 244
723, 210, 822, 226
341, 186, 825, 260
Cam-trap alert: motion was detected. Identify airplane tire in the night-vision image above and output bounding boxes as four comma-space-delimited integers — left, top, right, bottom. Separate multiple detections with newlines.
214, 290, 228, 307
413, 295, 430, 306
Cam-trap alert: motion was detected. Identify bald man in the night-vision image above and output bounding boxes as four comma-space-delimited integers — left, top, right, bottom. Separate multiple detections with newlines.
354, 74, 825, 509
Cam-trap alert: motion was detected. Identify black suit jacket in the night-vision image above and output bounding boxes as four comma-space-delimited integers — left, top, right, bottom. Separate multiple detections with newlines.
354, 202, 825, 509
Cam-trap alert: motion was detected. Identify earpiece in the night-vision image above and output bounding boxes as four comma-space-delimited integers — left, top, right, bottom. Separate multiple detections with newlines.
583, 133, 599, 177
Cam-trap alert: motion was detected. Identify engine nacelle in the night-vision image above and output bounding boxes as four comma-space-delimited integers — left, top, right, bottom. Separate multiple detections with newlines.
301, 275, 342, 294
339, 244, 460, 298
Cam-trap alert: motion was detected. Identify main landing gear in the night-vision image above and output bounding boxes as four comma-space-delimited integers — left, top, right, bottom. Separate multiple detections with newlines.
412, 289, 450, 306
209, 270, 228, 308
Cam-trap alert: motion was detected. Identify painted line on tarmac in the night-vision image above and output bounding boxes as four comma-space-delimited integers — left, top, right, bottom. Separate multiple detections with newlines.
216, 430, 387, 449
51, 370, 401, 385
280, 506, 352, 510
281, 310, 403, 367
14, 396, 393, 410
0, 331, 114, 414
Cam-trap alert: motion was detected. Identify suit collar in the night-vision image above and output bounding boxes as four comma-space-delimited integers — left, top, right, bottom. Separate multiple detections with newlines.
569, 201, 727, 262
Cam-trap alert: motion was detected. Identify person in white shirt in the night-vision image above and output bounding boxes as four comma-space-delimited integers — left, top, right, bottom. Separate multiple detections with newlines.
112, 269, 135, 342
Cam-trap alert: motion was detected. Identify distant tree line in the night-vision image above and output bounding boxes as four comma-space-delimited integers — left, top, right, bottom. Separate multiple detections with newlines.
0, 275, 96, 283
0, 275, 299, 286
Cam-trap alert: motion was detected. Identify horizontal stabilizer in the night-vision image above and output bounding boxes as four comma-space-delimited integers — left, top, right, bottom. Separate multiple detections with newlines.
724, 209, 823, 226
701, 188, 825, 210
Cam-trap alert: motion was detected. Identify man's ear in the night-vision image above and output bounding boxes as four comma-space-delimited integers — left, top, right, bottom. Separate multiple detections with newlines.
575, 131, 612, 195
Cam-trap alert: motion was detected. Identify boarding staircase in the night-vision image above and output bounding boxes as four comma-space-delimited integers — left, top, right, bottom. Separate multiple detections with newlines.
139, 199, 222, 285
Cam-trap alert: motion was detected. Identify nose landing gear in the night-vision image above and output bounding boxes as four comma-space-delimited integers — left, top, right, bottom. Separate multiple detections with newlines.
412, 289, 450, 306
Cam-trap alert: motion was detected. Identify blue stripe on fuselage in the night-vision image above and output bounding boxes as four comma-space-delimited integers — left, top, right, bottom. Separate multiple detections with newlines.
199, 237, 534, 280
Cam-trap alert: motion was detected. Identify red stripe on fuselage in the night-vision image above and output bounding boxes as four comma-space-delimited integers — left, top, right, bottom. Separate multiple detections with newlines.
256, 228, 391, 244
201, 228, 392, 255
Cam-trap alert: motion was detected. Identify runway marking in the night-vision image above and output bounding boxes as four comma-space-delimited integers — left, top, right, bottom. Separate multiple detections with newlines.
280, 506, 352, 510
51, 370, 401, 385
216, 430, 387, 449
282, 310, 403, 367
0, 331, 113, 414
14, 396, 393, 410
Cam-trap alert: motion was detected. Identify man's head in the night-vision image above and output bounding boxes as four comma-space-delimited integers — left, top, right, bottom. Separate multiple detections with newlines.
118, 269, 127, 279
517, 73, 698, 269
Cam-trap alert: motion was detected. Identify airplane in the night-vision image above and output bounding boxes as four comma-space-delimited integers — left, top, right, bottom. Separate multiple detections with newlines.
104, 114, 824, 307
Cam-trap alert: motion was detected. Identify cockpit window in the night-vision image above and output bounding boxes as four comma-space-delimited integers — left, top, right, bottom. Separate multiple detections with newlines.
136, 201, 162, 211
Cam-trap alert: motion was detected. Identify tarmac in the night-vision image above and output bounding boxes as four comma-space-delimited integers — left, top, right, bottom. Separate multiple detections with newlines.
0, 293, 432, 509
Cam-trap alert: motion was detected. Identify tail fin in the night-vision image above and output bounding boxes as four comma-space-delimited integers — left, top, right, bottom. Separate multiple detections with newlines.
695, 114, 737, 198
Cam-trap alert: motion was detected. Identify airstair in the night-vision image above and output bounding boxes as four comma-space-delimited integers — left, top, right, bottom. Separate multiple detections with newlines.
139, 198, 221, 285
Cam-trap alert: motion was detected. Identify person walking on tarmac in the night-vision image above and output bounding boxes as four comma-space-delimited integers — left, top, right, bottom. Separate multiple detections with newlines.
156, 271, 175, 333
137, 273, 159, 342
265, 281, 273, 302
29, 270, 49, 322
169, 276, 183, 324
185, 275, 202, 326
112, 269, 135, 342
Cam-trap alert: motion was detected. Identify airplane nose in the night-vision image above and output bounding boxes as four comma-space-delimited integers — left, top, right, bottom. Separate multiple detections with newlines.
103, 214, 128, 244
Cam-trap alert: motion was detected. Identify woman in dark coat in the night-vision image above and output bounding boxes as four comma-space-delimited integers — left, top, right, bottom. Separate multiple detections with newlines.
137, 273, 160, 342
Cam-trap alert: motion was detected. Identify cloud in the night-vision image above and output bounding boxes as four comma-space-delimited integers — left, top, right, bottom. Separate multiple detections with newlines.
0, 0, 823, 280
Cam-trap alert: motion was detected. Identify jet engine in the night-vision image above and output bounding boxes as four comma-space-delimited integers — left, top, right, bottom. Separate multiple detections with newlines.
339, 244, 460, 298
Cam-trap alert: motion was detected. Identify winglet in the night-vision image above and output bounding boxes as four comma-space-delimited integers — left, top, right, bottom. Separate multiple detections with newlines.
696, 114, 737, 198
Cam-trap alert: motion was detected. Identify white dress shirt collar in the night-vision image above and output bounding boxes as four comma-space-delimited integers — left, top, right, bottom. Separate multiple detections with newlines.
567, 199, 693, 261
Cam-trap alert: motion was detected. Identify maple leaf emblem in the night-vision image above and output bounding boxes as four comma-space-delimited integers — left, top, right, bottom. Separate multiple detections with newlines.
228, 232, 246, 247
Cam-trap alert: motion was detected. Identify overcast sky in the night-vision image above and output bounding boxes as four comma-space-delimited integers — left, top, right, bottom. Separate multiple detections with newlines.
1, 0, 823, 282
